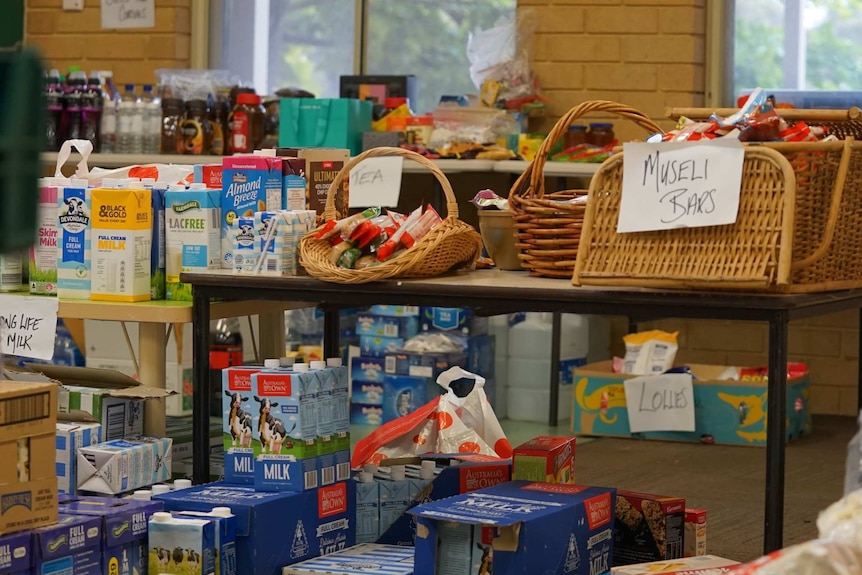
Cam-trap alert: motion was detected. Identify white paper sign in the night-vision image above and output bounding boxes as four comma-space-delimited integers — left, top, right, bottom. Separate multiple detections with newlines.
348, 157, 403, 208
0, 295, 59, 361
101, 0, 155, 29
617, 139, 744, 233
624, 373, 695, 433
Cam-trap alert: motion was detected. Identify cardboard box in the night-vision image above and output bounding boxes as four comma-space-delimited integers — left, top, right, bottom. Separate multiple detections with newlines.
58, 495, 163, 575
610, 555, 739, 575
614, 490, 685, 566
351, 380, 383, 405
382, 375, 427, 424
77, 437, 173, 494
278, 148, 350, 220
467, 334, 496, 379
512, 436, 576, 484
356, 314, 419, 339
0, 379, 58, 535
351, 356, 386, 383
56, 422, 102, 494
383, 351, 467, 380
419, 307, 488, 336
685, 509, 707, 557
84, 357, 192, 418
33, 513, 103, 575
410, 481, 615, 575
0, 531, 32, 575
369, 305, 419, 317
283, 543, 414, 575
571, 361, 812, 446
350, 403, 383, 426
359, 336, 404, 357
156, 480, 356, 575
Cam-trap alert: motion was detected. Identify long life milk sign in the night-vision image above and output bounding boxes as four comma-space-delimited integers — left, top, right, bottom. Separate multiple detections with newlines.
0, 295, 59, 360
617, 139, 744, 233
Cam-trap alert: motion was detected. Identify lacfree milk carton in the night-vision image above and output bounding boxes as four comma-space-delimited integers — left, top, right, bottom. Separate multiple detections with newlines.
57, 179, 92, 299
231, 216, 257, 274
31, 178, 59, 295
252, 364, 318, 491
91, 188, 152, 302
150, 183, 167, 300
222, 366, 263, 484
221, 156, 283, 268
165, 187, 221, 301
148, 512, 216, 575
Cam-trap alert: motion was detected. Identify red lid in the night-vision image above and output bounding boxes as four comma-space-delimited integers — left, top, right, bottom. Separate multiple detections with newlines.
237, 93, 261, 106
385, 97, 408, 108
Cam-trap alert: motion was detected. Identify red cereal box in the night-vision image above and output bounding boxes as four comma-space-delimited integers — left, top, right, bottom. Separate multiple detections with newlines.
685, 509, 708, 557
512, 435, 576, 484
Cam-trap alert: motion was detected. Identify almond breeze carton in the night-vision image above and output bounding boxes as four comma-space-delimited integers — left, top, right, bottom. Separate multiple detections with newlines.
221, 156, 283, 269
31, 178, 59, 295
165, 186, 221, 301
57, 179, 92, 299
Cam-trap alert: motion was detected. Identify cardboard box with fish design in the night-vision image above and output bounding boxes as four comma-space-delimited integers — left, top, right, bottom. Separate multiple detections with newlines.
571, 361, 811, 446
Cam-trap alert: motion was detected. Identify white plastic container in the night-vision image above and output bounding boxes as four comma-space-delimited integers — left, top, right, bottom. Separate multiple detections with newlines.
506, 384, 571, 423
507, 312, 589, 389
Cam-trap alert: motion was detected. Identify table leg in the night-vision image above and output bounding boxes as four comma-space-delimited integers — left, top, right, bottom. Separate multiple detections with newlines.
258, 311, 287, 360
323, 307, 340, 359
549, 311, 562, 427
764, 312, 789, 553
192, 289, 212, 485
139, 322, 167, 437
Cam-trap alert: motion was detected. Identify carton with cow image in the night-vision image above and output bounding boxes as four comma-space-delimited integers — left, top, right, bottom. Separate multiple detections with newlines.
222, 365, 264, 484
58, 494, 163, 575
148, 511, 217, 575
409, 481, 616, 575
57, 178, 92, 299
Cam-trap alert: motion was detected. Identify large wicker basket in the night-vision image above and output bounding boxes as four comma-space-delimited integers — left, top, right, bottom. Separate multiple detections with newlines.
299, 147, 483, 284
509, 101, 663, 278
574, 107, 862, 292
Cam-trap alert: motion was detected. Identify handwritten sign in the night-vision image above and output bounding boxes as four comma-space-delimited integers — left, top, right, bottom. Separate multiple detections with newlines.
623, 374, 695, 433
617, 139, 744, 233
101, 0, 155, 29
0, 295, 59, 361
348, 157, 403, 208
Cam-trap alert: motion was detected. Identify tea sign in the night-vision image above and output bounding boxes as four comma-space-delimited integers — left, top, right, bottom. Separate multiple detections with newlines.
348, 157, 403, 208
617, 138, 744, 233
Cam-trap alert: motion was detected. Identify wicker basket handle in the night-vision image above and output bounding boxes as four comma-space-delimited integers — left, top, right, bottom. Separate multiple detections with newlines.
509, 100, 664, 201
323, 147, 458, 221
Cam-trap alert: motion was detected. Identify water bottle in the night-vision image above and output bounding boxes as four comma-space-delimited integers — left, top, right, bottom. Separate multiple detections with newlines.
44, 69, 63, 151
81, 72, 103, 151
118, 84, 142, 154
99, 71, 118, 153
141, 85, 161, 154
61, 71, 87, 142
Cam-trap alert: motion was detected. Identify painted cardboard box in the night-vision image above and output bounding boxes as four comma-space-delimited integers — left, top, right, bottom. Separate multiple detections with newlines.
32, 513, 102, 575
410, 481, 616, 575
0, 531, 31, 575
155, 480, 355, 575
571, 361, 811, 446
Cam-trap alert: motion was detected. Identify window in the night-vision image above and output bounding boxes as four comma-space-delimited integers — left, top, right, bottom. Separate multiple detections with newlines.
210, 0, 516, 113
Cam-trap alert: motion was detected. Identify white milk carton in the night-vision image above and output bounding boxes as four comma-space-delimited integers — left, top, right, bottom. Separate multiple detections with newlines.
30, 178, 59, 295
77, 436, 172, 494
57, 178, 92, 299
231, 216, 257, 274
165, 186, 221, 301
91, 187, 152, 302
148, 512, 217, 575
255, 210, 316, 276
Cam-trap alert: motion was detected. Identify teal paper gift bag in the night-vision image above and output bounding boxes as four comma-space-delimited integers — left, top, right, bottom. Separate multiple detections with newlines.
279, 98, 372, 155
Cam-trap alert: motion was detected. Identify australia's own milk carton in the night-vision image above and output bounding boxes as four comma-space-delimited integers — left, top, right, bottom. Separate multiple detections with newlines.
57, 178, 92, 299
222, 365, 263, 484
221, 156, 283, 268
90, 187, 152, 302
231, 216, 257, 274
148, 512, 216, 575
328, 358, 351, 482
165, 186, 221, 301
251, 363, 318, 492
31, 178, 59, 295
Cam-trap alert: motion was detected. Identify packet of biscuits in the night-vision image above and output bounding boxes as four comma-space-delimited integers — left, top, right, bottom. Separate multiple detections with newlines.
614, 489, 686, 566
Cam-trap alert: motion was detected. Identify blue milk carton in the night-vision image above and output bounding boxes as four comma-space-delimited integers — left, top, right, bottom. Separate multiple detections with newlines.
57, 178, 92, 299
312, 361, 337, 486
221, 156, 283, 269
328, 357, 351, 482
57, 495, 163, 575
222, 365, 264, 484
252, 363, 318, 491
165, 187, 222, 301
148, 512, 216, 575
0, 531, 31, 575
175, 507, 237, 575
231, 216, 257, 274
32, 513, 102, 575
55, 422, 102, 495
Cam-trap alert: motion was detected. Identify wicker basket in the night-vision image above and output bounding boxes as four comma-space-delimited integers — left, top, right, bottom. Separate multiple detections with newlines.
508, 101, 663, 278
299, 147, 483, 284
573, 107, 862, 292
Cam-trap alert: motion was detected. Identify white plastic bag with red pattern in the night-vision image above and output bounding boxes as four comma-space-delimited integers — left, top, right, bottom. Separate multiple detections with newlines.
351, 366, 512, 468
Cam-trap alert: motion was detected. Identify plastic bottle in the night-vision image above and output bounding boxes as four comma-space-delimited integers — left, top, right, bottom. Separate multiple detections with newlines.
99, 72, 118, 154
81, 72, 103, 150
118, 84, 142, 154
141, 84, 161, 154
62, 71, 87, 142
45, 69, 63, 151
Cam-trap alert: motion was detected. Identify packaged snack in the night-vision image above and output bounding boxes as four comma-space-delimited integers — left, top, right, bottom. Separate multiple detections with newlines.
402, 205, 442, 248
315, 206, 381, 241
377, 207, 422, 262
622, 330, 679, 376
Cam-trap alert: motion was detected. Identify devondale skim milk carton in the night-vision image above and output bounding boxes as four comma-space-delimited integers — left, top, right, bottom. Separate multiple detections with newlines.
91, 188, 152, 302
57, 179, 92, 299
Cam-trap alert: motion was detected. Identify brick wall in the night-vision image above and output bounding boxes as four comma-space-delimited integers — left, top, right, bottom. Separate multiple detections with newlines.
24, 0, 191, 85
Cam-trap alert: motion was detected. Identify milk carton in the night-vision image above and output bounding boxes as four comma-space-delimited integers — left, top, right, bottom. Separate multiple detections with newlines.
31, 178, 59, 295
148, 512, 216, 575
150, 183, 167, 300
221, 156, 283, 268
222, 365, 263, 484
255, 210, 316, 276
55, 422, 102, 495
57, 179, 92, 299
252, 363, 318, 491
313, 362, 336, 486
165, 186, 221, 301
90, 187, 152, 302
174, 507, 237, 575
328, 357, 351, 482
76, 437, 172, 494
231, 216, 257, 274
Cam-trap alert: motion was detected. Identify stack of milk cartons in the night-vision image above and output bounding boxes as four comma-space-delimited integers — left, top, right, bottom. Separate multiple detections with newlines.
164, 182, 222, 300
231, 209, 316, 275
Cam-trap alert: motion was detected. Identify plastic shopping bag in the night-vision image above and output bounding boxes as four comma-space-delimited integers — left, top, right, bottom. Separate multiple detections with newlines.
351, 366, 512, 468
54, 138, 193, 186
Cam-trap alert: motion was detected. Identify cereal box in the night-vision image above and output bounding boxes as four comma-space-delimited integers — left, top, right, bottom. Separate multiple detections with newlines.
614, 490, 685, 566
512, 436, 576, 484
685, 509, 707, 557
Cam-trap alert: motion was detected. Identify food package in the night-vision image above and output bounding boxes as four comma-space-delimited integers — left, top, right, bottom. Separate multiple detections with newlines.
726, 539, 862, 575
818, 489, 862, 546
351, 366, 512, 467
622, 330, 679, 375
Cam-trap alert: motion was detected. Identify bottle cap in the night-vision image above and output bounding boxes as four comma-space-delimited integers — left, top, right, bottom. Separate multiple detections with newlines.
420, 460, 436, 478
310, 360, 326, 370
140, 178, 156, 187
152, 512, 172, 522
143, 84, 153, 93
390, 466, 406, 481
151, 484, 171, 496
264, 359, 281, 369
168, 184, 186, 191
363, 464, 378, 474
69, 178, 89, 188
237, 93, 261, 106
211, 507, 233, 517
173, 479, 192, 490
188, 183, 207, 190
293, 363, 309, 373
358, 472, 373, 483
279, 357, 295, 367
133, 490, 152, 500
326, 358, 343, 367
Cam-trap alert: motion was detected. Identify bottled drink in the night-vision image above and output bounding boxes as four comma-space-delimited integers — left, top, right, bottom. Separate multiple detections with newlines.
99, 71, 118, 153
81, 72, 103, 151
44, 69, 63, 151
61, 71, 87, 143
117, 84, 142, 154
141, 84, 161, 154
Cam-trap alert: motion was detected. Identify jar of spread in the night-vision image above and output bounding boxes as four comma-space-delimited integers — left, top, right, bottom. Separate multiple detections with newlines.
262, 98, 280, 149
587, 123, 615, 147
229, 93, 264, 154
160, 97, 185, 154
180, 99, 213, 155
210, 98, 229, 155
564, 125, 587, 149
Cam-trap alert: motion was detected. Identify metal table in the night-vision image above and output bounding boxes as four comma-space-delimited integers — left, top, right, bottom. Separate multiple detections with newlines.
183, 268, 862, 554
